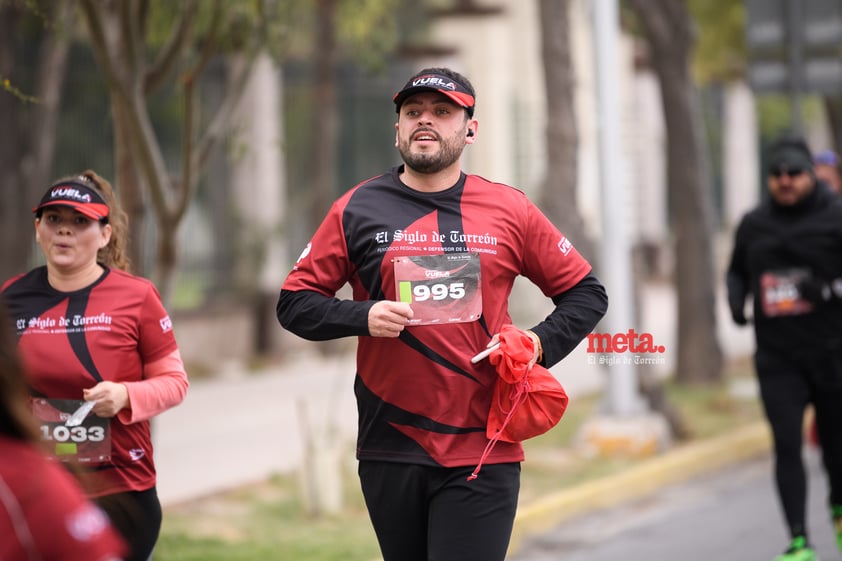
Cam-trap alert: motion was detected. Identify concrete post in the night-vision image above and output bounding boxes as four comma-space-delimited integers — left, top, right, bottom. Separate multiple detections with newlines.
592, 0, 644, 417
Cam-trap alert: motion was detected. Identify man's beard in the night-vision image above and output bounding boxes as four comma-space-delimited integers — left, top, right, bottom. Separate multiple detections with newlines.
398, 134, 464, 174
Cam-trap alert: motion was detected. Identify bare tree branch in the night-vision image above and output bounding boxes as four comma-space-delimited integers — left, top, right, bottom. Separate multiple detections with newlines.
137, 0, 150, 44
78, 0, 123, 94
187, 0, 221, 85
175, 0, 222, 223
145, 0, 198, 95
23, 0, 75, 191
78, 0, 268, 301
118, 0, 140, 75
181, 75, 196, 224
195, 51, 256, 170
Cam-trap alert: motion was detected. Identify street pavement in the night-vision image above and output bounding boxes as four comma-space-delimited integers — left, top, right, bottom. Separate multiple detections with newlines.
511, 448, 838, 561
153, 280, 757, 507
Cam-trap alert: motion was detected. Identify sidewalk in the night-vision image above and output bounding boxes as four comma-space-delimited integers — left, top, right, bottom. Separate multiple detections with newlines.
153, 353, 359, 506
153, 281, 757, 507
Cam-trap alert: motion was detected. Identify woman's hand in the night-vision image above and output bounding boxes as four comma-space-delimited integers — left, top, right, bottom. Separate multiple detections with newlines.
83, 381, 130, 418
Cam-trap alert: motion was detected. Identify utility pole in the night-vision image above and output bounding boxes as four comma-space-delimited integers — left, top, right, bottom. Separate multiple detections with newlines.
577, 0, 671, 458
593, 0, 643, 417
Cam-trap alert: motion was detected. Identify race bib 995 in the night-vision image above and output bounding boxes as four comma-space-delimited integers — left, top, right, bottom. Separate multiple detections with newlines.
393, 252, 482, 325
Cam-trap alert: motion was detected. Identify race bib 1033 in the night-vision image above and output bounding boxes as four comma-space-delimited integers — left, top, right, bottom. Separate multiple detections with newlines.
31, 398, 111, 463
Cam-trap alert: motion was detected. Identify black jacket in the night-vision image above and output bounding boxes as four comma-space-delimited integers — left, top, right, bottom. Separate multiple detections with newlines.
727, 182, 842, 356
726, 182, 842, 355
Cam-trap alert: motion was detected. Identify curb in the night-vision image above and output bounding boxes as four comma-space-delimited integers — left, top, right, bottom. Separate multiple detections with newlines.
508, 421, 772, 554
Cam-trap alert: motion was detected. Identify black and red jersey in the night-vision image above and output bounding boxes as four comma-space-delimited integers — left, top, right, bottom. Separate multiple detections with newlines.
279, 166, 606, 468
2, 266, 179, 497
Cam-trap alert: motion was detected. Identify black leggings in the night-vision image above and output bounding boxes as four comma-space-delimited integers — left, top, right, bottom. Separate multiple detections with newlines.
358, 461, 520, 561
94, 487, 162, 561
755, 349, 842, 540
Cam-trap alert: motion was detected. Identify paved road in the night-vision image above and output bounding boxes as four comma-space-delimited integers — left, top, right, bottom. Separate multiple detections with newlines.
511, 448, 837, 561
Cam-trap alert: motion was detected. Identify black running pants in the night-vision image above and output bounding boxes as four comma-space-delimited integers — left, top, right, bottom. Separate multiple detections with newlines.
756, 349, 842, 539
358, 461, 520, 561
94, 486, 162, 561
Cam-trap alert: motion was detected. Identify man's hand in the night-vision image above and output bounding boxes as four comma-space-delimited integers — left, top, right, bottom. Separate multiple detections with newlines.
482, 327, 542, 369
728, 296, 748, 326
368, 300, 414, 337
524, 330, 543, 368
726, 274, 748, 326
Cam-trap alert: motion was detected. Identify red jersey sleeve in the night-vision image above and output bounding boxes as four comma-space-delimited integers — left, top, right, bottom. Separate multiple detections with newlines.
520, 198, 592, 297
137, 283, 179, 363
283, 195, 356, 296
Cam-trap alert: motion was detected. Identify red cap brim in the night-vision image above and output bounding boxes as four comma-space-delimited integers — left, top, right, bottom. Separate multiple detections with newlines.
34, 201, 109, 221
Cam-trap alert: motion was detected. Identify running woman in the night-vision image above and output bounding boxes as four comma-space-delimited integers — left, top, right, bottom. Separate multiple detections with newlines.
2, 171, 189, 561
0, 297, 126, 561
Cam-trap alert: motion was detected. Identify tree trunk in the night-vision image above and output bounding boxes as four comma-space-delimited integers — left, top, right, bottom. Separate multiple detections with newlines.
112, 99, 148, 275
311, 0, 339, 231
629, 0, 723, 384
0, 0, 71, 281
20, 0, 73, 202
537, 0, 597, 263
0, 4, 30, 282
156, 220, 178, 306
310, 0, 343, 356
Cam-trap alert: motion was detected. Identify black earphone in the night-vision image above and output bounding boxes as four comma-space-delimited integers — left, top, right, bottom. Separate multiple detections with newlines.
467, 129, 474, 137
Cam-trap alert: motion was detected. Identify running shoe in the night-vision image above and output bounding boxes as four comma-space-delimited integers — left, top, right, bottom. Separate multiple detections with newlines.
773, 536, 818, 561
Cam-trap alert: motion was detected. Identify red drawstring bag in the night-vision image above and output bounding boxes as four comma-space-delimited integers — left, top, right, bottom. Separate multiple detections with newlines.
468, 324, 569, 480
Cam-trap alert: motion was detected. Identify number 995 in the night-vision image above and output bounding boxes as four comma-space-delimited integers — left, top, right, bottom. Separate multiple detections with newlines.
413, 282, 465, 302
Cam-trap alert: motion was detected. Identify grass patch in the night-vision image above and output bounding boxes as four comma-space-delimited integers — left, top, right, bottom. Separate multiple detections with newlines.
158, 474, 379, 561
155, 361, 763, 561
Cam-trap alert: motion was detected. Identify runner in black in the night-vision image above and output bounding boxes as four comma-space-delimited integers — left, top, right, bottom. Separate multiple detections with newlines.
726, 135, 842, 561
277, 67, 607, 561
